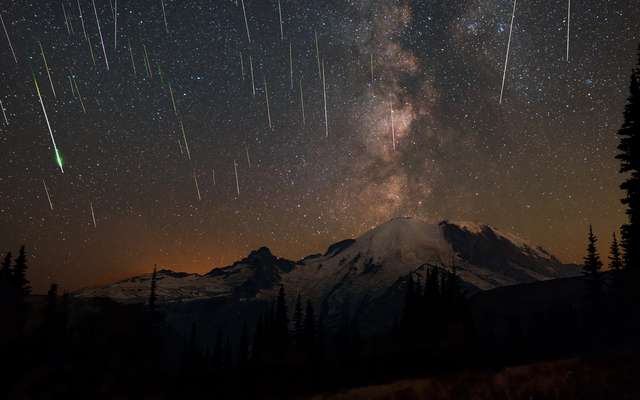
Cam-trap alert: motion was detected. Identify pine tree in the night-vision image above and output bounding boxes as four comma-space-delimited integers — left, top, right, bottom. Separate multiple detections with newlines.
1, 251, 11, 284
609, 232, 624, 271
616, 45, 640, 269
12, 246, 30, 296
583, 225, 603, 276
252, 315, 264, 362
238, 322, 249, 366
46, 283, 58, 315
275, 285, 289, 355
213, 329, 224, 369
0, 252, 13, 298
303, 300, 316, 356
223, 336, 233, 369
148, 265, 158, 313
293, 293, 304, 344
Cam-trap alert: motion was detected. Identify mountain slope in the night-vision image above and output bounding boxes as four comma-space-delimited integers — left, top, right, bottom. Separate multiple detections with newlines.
76, 218, 578, 312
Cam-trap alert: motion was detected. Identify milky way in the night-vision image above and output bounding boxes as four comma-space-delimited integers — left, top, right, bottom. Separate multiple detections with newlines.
0, 0, 637, 291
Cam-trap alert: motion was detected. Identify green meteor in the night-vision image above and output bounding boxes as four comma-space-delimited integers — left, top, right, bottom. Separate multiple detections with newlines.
33, 73, 64, 173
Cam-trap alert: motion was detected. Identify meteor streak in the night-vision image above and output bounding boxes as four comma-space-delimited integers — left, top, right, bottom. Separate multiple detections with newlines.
92, 0, 109, 70
246, 146, 251, 168
249, 55, 255, 96
566, 0, 571, 62
370, 53, 374, 90
77, 0, 88, 40
169, 82, 178, 115
212, 168, 216, 186
128, 39, 136, 75
33, 74, 64, 174
143, 45, 152, 78
113, 0, 117, 49
43, 179, 54, 210
39, 41, 57, 99
90, 201, 97, 227
62, 2, 71, 34
0, 13, 17, 64
499, 0, 516, 104
277, 0, 283, 40
233, 160, 240, 197
161, 0, 169, 33
240, 0, 251, 43
179, 120, 191, 160
193, 171, 202, 201
74, 78, 86, 113
87, 35, 96, 65
322, 61, 328, 137
289, 41, 293, 90
300, 76, 305, 127
390, 101, 396, 151
68, 76, 76, 98
240, 51, 244, 81
0, 99, 8, 125
264, 77, 272, 130
315, 31, 321, 79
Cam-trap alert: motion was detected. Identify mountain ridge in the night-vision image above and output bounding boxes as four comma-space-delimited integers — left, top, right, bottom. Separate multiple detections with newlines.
75, 218, 579, 308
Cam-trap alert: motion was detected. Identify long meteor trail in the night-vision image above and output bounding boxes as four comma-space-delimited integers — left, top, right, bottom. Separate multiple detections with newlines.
240, 0, 251, 43
43, 179, 54, 210
277, 0, 283, 40
300, 77, 305, 127
33, 74, 64, 174
289, 41, 293, 90
90, 202, 97, 228
315, 31, 321, 79
179, 120, 191, 160
169, 82, 177, 115
0, 13, 17, 63
499, 0, 517, 104
390, 101, 396, 151
0, 99, 8, 125
77, 0, 88, 40
161, 0, 169, 33
193, 171, 202, 201
322, 61, 328, 137
249, 55, 255, 96
114, 0, 118, 49
233, 160, 240, 197
128, 39, 136, 75
92, 0, 109, 70
39, 41, 57, 99
264, 77, 272, 130
566, 0, 571, 62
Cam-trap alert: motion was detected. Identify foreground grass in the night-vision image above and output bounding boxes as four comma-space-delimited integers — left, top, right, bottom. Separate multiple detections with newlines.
308, 352, 639, 400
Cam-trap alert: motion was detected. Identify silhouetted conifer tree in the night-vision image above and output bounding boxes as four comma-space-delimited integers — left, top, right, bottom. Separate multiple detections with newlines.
148, 265, 158, 313
213, 328, 223, 369
252, 315, 264, 362
616, 45, 640, 269
223, 336, 233, 369
303, 299, 316, 357
275, 285, 289, 355
46, 283, 58, 316
609, 232, 624, 271
293, 293, 304, 345
0, 251, 12, 285
13, 246, 30, 296
583, 225, 603, 276
239, 322, 249, 366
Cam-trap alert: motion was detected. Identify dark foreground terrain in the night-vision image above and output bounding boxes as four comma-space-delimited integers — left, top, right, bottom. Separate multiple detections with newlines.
2, 268, 639, 399
309, 353, 640, 400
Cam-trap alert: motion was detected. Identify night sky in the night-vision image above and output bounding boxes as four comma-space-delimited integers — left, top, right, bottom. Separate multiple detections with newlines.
0, 0, 638, 292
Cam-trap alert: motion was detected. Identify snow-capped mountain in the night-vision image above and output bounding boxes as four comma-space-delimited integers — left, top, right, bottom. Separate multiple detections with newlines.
76, 218, 578, 311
